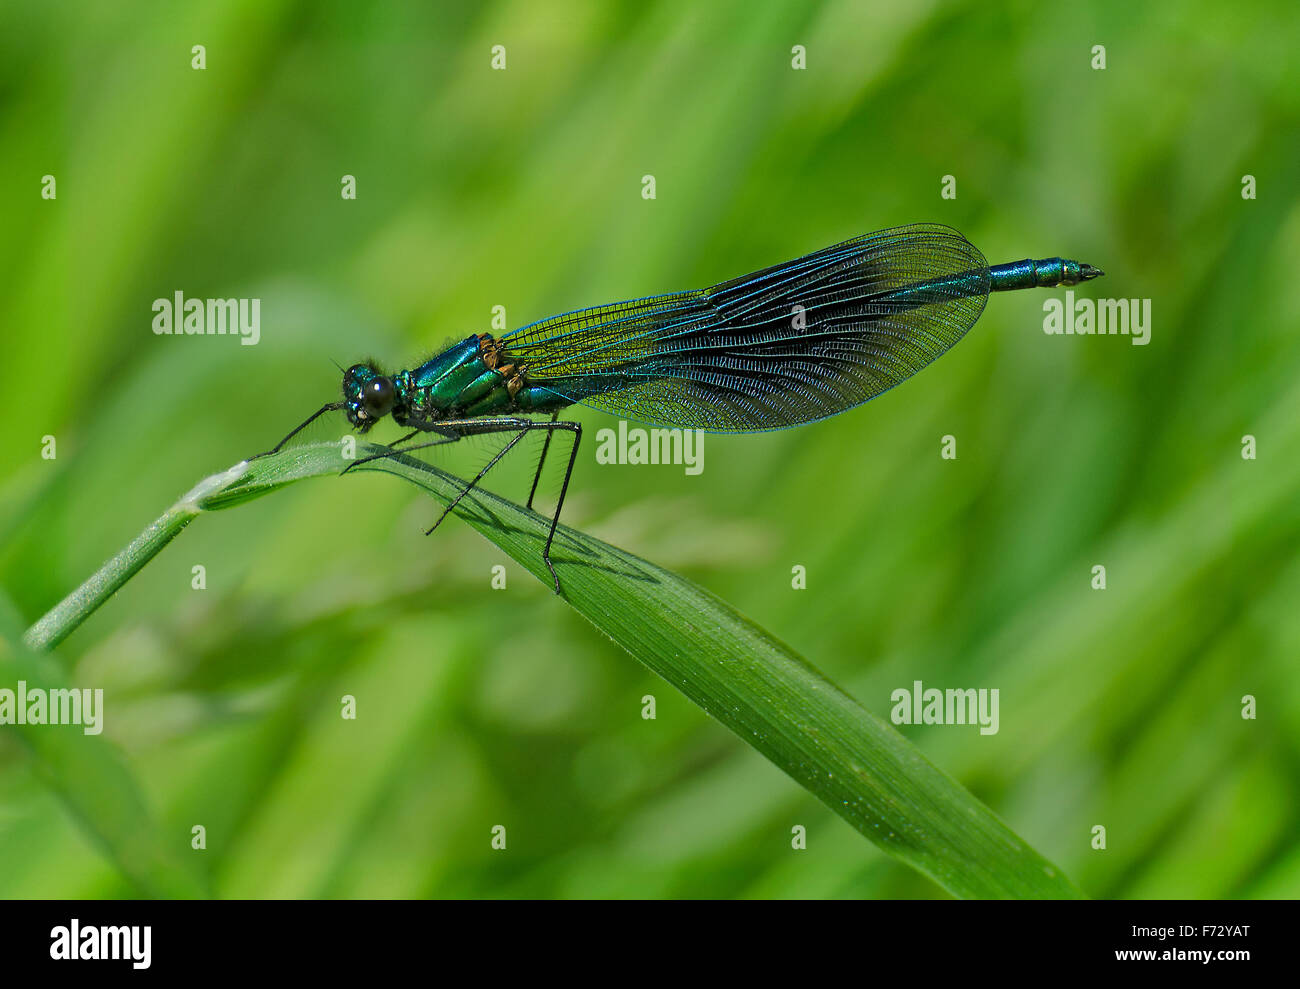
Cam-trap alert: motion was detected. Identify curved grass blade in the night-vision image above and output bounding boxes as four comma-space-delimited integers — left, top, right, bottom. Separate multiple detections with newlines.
25, 442, 1083, 898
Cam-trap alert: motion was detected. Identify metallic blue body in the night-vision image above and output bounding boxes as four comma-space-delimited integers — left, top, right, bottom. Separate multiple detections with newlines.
340, 223, 1103, 435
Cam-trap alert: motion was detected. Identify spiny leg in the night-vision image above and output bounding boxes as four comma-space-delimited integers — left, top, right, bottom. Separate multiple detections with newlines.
526, 411, 560, 510
342, 427, 459, 475
422, 418, 581, 593
536, 420, 582, 595
338, 414, 535, 519
422, 427, 531, 536
251, 401, 344, 460
340, 415, 581, 594
342, 416, 532, 476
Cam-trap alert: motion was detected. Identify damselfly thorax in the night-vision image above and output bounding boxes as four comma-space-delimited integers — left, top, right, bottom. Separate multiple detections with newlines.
344, 333, 566, 432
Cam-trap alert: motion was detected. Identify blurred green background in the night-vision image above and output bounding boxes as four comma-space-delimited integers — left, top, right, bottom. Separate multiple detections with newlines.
2, 0, 1298, 899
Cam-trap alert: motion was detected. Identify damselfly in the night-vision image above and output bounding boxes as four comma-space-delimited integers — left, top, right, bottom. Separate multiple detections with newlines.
258, 223, 1103, 592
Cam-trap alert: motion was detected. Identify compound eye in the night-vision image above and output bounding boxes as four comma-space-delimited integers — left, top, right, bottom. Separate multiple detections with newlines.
361, 376, 395, 419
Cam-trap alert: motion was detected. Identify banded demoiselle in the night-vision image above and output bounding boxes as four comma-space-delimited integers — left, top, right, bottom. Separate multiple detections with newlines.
260, 222, 1103, 592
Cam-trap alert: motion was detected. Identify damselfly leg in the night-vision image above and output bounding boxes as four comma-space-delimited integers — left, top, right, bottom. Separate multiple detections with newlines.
347, 416, 582, 594
342, 428, 462, 475
251, 402, 345, 459
527, 411, 561, 510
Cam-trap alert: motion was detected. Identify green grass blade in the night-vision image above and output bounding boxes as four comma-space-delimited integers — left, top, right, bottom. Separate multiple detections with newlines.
21, 464, 249, 652
25, 442, 1083, 898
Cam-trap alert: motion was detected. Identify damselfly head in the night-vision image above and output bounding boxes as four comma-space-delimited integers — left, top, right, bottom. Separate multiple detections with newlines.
342, 363, 396, 431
